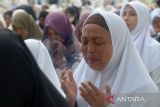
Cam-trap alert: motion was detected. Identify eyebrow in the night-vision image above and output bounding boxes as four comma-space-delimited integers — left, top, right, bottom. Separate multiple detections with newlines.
123, 10, 136, 13
93, 37, 104, 40
82, 36, 103, 39
82, 36, 111, 43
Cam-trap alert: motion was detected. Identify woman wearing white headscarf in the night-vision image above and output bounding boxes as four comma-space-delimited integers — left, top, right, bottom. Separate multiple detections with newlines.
25, 39, 65, 97
61, 11, 159, 107
150, 8, 160, 41
121, 1, 160, 90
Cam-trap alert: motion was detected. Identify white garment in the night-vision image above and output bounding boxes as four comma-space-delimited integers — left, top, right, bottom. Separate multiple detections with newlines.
150, 8, 160, 23
25, 39, 65, 97
74, 11, 159, 107
150, 66, 160, 90
120, 1, 160, 73
150, 8, 160, 35
73, 0, 82, 7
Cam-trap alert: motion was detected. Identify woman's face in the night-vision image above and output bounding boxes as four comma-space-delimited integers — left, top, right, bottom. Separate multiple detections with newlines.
122, 5, 137, 31
14, 26, 28, 39
65, 12, 75, 23
152, 17, 160, 33
4, 14, 12, 27
46, 27, 62, 42
81, 24, 112, 71
39, 17, 45, 28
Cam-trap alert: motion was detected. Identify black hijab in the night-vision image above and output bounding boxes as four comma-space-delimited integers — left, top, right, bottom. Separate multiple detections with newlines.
0, 28, 69, 107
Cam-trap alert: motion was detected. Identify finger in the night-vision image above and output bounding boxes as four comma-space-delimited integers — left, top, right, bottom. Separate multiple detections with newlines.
68, 70, 74, 81
81, 82, 96, 97
105, 85, 111, 96
61, 71, 70, 81
80, 82, 98, 102
80, 92, 93, 106
61, 80, 68, 94
61, 71, 66, 79
79, 86, 93, 105
87, 81, 100, 94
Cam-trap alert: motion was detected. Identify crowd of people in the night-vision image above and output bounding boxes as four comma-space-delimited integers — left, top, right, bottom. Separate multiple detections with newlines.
1, 0, 160, 107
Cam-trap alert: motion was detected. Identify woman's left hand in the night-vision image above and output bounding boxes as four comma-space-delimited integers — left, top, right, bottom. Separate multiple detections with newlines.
79, 81, 111, 107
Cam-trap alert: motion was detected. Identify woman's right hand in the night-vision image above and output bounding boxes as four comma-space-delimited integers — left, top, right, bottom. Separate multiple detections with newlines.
61, 70, 77, 107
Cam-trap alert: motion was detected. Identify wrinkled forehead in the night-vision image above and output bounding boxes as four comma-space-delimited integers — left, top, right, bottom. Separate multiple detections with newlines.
83, 13, 109, 32
83, 12, 128, 48
82, 13, 111, 41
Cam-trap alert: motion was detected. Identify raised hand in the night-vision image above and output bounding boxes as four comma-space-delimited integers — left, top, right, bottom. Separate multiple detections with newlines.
61, 70, 77, 107
79, 81, 111, 107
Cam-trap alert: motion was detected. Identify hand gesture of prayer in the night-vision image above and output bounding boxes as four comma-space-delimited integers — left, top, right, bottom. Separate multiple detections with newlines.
61, 70, 77, 107
79, 81, 112, 107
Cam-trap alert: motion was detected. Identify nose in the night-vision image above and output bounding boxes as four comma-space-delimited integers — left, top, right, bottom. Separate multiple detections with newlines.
87, 42, 95, 54
123, 14, 129, 22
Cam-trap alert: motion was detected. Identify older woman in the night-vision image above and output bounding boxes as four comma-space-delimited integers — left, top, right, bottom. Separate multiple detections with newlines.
121, 1, 160, 90
61, 11, 159, 107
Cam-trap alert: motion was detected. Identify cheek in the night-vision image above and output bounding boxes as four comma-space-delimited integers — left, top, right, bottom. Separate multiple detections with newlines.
48, 35, 53, 40
153, 23, 160, 28
16, 30, 23, 35
16, 30, 28, 39
129, 19, 137, 31
80, 45, 87, 57
99, 43, 112, 66
22, 31, 28, 38
132, 17, 137, 27
99, 49, 112, 64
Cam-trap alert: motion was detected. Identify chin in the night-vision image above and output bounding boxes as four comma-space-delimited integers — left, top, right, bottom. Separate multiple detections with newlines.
89, 65, 103, 71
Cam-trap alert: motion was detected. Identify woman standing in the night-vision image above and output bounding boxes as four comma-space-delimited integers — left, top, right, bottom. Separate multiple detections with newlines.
121, 1, 160, 90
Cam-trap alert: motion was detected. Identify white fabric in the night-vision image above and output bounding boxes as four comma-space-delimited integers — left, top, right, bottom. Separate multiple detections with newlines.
73, 0, 82, 7
150, 8, 160, 23
150, 66, 160, 90
74, 11, 159, 107
122, 0, 129, 3
25, 39, 65, 97
120, 1, 160, 73
150, 8, 160, 35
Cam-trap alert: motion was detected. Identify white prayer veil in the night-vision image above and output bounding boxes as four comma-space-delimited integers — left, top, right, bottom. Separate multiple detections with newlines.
25, 39, 65, 97
150, 8, 160, 23
120, 1, 160, 73
74, 11, 159, 107
150, 8, 160, 34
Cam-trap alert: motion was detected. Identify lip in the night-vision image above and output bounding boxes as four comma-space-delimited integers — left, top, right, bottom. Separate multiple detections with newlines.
155, 25, 160, 28
126, 24, 132, 30
87, 57, 98, 65
126, 23, 130, 27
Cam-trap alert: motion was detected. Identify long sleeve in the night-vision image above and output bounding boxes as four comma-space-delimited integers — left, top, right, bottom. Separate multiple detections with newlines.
150, 66, 160, 91
0, 29, 70, 107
